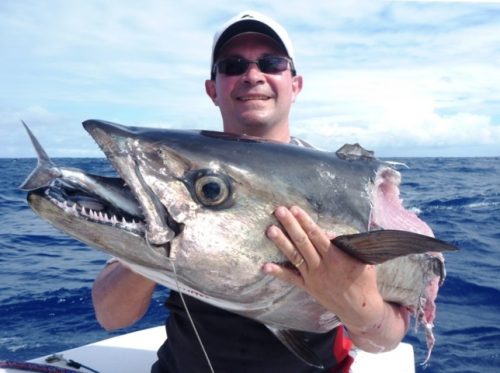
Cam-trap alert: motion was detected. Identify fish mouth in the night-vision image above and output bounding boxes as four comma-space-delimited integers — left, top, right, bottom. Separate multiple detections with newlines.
29, 178, 182, 255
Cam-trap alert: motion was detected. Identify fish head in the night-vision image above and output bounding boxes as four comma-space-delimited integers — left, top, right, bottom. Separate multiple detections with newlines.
83, 120, 313, 306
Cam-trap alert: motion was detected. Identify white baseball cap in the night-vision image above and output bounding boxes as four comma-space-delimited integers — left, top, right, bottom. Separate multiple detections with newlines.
210, 10, 296, 78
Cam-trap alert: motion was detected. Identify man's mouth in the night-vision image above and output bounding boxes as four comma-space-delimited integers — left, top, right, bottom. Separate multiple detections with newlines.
237, 95, 270, 101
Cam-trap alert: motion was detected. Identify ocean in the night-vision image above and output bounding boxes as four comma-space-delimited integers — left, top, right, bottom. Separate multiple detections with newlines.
0, 157, 499, 373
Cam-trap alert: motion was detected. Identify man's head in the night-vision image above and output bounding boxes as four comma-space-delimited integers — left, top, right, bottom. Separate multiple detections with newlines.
210, 11, 296, 80
205, 10, 303, 141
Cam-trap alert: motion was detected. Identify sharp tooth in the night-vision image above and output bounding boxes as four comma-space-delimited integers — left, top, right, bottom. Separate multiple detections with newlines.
122, 217, 127, 224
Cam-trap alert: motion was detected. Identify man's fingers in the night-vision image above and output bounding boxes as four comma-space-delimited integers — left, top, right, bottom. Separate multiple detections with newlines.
267, 225, 308, 271
262, 263, 304, 288
289, 206, 332, 256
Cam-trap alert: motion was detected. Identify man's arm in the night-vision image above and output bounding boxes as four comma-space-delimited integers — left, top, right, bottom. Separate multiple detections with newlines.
344, 300, 410, 352
92, 260, 156, 331
263, 206, 410, 352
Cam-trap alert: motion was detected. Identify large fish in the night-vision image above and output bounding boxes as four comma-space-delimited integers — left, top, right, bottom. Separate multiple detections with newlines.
21, 120, 456, 367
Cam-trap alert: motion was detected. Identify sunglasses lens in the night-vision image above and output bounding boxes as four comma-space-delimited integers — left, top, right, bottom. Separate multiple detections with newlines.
218, 59, 248, 75
259, 57, 289, 73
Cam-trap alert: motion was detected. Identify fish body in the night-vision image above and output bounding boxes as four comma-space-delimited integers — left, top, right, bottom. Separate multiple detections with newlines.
22, 120, 456, 364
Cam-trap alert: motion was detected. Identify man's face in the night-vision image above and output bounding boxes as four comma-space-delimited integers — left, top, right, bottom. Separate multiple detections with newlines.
206, 33, 303, 138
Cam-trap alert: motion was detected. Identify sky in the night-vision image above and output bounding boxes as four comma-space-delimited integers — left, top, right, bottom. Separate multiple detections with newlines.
1, 0, 499, 158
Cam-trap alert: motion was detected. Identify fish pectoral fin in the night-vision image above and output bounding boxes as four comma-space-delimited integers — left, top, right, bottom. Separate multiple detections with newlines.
266, 325, 324, 369
332, 229, 458, 265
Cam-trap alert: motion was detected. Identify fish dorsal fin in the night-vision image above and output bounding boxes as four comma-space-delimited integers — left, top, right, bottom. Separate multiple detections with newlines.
266, 326, 325, 369
332, 230, 458, 265
335, 143, 375, 160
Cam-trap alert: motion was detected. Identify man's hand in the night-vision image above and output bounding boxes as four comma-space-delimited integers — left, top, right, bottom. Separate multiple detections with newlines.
263, 206, 409, 352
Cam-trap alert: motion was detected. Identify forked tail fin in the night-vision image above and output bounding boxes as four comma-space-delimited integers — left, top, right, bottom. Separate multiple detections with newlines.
19, 121, 61, 191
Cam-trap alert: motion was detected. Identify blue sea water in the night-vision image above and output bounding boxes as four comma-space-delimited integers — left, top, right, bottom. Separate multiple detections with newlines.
0, 157, 499, 373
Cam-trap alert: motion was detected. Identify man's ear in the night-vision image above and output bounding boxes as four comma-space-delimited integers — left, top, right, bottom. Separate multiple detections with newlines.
205, 79, 218, 106
291, 75, 303, 103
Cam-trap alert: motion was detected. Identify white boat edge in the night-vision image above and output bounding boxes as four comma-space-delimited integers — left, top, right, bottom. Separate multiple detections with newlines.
1, 326, 415, 373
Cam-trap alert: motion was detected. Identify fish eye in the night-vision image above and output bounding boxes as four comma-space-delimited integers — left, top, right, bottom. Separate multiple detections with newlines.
194, 175, 230, 207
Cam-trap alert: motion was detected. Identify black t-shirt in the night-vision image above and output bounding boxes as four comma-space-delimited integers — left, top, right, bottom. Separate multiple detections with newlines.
151, 292, 345, 373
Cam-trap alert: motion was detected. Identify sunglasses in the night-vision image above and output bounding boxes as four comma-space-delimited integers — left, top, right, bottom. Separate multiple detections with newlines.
212, 56, 295, 78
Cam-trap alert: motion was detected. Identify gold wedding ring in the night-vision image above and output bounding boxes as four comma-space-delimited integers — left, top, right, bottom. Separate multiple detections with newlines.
293, 257, 305, 268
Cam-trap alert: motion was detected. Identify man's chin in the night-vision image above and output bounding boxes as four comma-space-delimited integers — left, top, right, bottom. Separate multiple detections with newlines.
239, 117, 273, 131
237, 108, 274, 123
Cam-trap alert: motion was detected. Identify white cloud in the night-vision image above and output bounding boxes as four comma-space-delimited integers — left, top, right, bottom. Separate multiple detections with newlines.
1, 0, 499, 157
292, 62, 500, 155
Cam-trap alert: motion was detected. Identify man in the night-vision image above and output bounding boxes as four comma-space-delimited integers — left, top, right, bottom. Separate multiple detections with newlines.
92, 11, 410, 372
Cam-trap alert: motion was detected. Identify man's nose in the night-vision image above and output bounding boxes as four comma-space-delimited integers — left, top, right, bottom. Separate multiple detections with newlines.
243, 62, 265, 84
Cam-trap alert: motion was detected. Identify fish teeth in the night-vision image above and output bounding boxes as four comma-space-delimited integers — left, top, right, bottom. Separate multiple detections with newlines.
52, 198, 141, 229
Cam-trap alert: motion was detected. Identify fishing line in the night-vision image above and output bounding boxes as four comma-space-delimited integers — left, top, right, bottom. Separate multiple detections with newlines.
169, 258, 215, 373
145, 236, 215, 373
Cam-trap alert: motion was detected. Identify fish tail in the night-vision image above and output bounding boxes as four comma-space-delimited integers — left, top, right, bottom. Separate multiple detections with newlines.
19, 121, 61, 191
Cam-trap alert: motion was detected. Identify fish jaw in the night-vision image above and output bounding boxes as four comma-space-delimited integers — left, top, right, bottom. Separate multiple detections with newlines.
26, 188, 175, 277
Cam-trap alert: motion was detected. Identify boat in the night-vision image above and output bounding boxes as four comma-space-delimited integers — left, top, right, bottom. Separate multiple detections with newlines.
0, 326, 415, 372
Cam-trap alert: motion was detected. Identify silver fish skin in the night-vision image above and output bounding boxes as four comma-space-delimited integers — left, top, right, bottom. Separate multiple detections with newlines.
23, 120, 456, 365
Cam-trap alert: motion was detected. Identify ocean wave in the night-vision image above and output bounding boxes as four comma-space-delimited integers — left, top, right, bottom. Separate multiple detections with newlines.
439, 275, 500, 307
0, 287, 167, 360
424, 196, 497, 209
